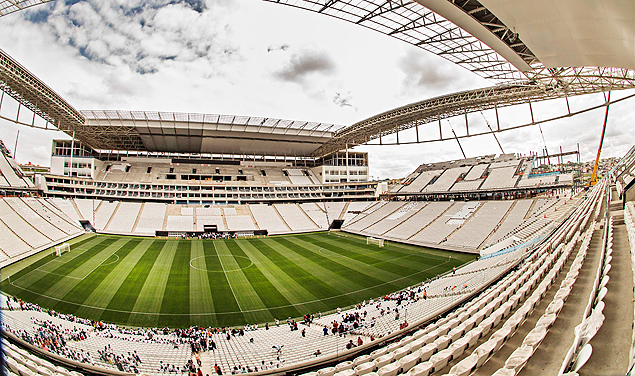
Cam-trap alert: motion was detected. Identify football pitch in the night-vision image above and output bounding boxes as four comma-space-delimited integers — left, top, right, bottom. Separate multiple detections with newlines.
1, 232, 475, 328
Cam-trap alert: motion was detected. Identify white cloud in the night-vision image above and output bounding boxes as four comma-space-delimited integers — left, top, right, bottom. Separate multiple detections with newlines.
397, 49, 485, 98
274, 49, 337, 85
0, 0, 633, 178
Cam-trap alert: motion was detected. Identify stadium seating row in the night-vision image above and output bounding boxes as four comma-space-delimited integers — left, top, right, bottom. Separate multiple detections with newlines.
93, 162, 323, 186
2, 336, 83, 376
0, 197, 84, 267
343, 195, 577, 253
555, 214, 613, 375
0, 181, 605, 376
0, 147, 35, 189
393, 156, 573, 194
50, 198, 368, 236
623, 201, 635, 375
301, 180, 604, 376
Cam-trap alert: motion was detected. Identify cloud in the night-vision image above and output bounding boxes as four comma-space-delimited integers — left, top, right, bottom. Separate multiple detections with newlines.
267, 43, 289, 52
333, 92, 356, 110
23, 0, 239, 75
398, 49, 482, 96
274, 50, 336, 84
2, 0, 634, 177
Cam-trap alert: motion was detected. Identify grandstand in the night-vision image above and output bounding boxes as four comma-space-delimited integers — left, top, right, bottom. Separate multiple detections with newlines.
0, 140, 37, 195
2, 0, 635, 375
389, 155, 574, 200
1, 176, 617, 376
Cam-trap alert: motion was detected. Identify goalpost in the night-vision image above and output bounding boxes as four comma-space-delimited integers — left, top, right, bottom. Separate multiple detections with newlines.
55, 243, 71, 256
367, 237, 385, 247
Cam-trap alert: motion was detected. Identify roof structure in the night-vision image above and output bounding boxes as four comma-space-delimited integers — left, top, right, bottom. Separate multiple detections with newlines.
268, 0, 635, 79
82, 110, 344, 156
1, 0, 635, 158
268, 0, 635, 156
0, 47, 84, 132
0, 0, 52, 17
265, 0, 534, 81
313, 66, 635, 157
480, 0, 635, 71
0, 48, 343, 157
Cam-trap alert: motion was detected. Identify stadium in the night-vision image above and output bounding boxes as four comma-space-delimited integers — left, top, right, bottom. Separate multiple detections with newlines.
1, 0, 635, 376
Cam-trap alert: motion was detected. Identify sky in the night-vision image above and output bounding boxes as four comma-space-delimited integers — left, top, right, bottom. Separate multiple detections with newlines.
0, 0, 634, 180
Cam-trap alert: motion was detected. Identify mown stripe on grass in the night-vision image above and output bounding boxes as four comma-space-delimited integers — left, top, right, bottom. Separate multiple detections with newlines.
2, 234, 98, 283
234, 238, 325, 315
42, 238, 131, 306
317, 232, 473, 269
129, 239, 179, 327
73, 239, 151, 319
252, 238, 359, 307
101, 239, 166, 325
269, 237, 388, 306
295, 235, 425, 287
0, 235, 102, 306
279, 236, 404, 292
189, 241, 216, 327
201, 240, 244, 327
238, 241, 333, 318
226, 239, 300, 322
296, 234, 472, 291
1, 253, 58, 301
215, 240, 269, 324
11, 237, 117, 308
158, 240, 192, 327
10, 236, 108, 288
321, 232, 469, 263
52, 238, 140, 316
305, 232, 454, 267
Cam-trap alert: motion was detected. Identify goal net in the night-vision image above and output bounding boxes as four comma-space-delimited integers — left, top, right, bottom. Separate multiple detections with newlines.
367, 237, 385, 247
55, 243, 70, 256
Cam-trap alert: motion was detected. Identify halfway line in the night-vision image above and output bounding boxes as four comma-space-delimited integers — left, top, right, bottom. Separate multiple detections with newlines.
214, 242, 243, 311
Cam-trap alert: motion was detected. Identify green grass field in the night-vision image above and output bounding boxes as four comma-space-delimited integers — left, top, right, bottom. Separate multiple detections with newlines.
1, 232, 475, 328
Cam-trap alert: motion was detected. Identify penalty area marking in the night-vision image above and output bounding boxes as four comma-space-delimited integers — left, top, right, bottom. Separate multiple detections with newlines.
189, 255, 253, 272
100, 254, 120, 266
22, 243, 125, 283
317, 246, 427, 267
317, 248, 347, 257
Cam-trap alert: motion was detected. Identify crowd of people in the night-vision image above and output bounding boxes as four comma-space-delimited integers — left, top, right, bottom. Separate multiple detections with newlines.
2, 317, 94, 365
5, 297, 93, 327
168, 232, 242, 240
99, 345, 142, 373
198, 232, 239, 240
1, 274, 456, 375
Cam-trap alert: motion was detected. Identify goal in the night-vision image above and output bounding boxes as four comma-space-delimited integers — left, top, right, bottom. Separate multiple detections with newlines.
55, 243, 70, 256
366, 237, 385, 247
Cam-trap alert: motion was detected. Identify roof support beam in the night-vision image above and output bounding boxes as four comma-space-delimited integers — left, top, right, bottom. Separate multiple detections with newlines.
311, 69, 635, 157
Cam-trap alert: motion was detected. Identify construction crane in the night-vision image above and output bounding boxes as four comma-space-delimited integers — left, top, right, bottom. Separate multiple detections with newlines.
589, 92, 611, 186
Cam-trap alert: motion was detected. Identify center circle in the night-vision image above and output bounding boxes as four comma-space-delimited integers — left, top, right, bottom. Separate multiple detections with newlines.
189, 255, 253, 272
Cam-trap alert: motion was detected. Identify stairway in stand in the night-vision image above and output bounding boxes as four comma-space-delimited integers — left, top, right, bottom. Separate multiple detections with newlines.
198, 350, 214, 375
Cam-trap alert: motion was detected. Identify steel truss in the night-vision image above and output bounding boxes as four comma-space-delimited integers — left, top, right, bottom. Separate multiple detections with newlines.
2, 2, 635, 158
0, 48, 83, 129
0, 0, 53, 17
269, 0, 635, 157
311, 68, 635, 157
0, 48, 148, 151
266, 0, 533, 81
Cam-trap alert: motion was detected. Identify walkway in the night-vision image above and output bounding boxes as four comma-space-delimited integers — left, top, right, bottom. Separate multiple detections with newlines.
579, 193, 633, 375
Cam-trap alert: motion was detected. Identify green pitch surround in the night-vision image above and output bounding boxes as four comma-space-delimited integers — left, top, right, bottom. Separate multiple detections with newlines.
1, 232, 474, 328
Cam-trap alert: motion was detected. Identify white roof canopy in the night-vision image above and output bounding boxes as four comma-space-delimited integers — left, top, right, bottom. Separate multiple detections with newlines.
481, 0, 635, 71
